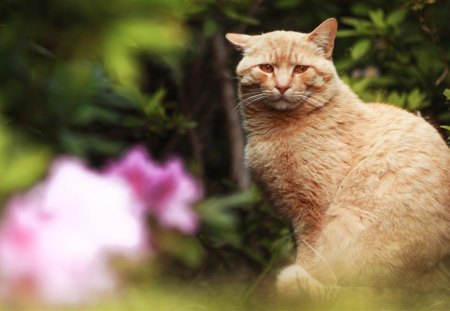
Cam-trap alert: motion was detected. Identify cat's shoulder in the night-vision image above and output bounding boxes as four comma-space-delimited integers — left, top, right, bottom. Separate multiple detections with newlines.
365, 102, 429, 125
366, 102, 416, 116
364, 102, 446, 143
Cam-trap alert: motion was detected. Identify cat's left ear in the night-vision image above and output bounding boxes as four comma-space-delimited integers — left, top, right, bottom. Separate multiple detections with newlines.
307, 18, 338, 59
225, 33, 252, 50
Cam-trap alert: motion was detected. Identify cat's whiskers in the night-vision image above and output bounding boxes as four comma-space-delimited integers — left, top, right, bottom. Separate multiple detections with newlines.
242, 94, 269, 107
235, 91, 272, 113
233, 91, 262, 105
291, 93, 344, 124
234, 96, 263, 113
291, 93, 328, 111
233, 91, 265, 112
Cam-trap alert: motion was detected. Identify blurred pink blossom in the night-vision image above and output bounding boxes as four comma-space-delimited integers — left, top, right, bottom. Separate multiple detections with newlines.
106, 147, 202, 234
0, 147, 202, 305
0, 158, 147, 305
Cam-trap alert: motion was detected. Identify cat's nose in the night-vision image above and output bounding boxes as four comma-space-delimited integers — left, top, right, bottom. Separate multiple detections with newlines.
276, 85, 290, 94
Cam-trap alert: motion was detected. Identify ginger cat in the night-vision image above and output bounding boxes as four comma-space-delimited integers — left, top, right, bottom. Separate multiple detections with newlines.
226, 18, 450, 299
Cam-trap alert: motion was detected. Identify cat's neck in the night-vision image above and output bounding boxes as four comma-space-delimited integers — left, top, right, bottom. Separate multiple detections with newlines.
241, 80, 365, 138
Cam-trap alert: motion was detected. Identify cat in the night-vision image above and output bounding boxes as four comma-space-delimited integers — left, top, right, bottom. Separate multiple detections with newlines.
226, 18, 450, 300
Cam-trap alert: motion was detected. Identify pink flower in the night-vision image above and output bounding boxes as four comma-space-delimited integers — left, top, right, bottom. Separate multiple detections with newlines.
107, 147, 202, 234
0, 158, 147, 305
0, 147, 201, 305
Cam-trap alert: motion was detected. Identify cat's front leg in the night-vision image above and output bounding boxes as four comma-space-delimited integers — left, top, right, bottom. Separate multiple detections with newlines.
276, 264, 340, 301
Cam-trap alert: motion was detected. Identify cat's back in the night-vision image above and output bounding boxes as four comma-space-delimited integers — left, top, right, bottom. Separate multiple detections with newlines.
344, 102, 450, 211
364, 102, 450, 160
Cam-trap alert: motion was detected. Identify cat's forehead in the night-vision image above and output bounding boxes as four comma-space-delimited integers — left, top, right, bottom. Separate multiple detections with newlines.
246, 31, 314, 64
258, 30, 307, 44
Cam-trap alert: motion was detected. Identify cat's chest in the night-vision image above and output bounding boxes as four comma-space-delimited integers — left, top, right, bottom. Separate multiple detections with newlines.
246, 133, 352, 210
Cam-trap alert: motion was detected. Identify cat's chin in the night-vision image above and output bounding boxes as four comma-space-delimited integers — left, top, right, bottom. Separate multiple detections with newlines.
266, 99, 302, 111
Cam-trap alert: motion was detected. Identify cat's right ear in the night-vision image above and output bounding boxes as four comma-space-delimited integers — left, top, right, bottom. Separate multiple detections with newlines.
225, 33, 252, 50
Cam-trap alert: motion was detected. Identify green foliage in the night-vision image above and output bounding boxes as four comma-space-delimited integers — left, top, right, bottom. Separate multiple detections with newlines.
196, 186, 292, 274
102, 19, 185, 87
443, 89, 450, 140
0, 0, 196, 161
335, 1, 449, 123
350, 39, 372, 60
444, 89, 450, 100
198, 189, 259, 246
0, 125, 50, 201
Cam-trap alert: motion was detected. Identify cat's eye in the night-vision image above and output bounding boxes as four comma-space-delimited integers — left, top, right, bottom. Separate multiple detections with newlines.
294, 65, 309, 74
259, 64, 274, 73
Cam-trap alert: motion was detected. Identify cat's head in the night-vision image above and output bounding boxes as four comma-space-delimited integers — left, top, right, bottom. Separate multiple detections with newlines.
226, 18, 339, 112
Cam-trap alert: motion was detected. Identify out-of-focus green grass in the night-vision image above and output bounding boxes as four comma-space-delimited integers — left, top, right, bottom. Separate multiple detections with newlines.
8, 280, 448, 311
85, 283, 450, 311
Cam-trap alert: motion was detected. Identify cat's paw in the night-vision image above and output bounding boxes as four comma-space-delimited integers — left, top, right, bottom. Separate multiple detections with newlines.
277, 265, 321, 297
277, 265, 339, 302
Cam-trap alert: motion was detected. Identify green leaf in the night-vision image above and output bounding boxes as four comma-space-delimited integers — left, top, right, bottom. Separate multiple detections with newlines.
343, 76, 372, 96
406, 88, 428, 111
340, 17, 373, 31
351, 39, 371, 60
444, 89, 450, 99
368, 9, 386, 29
386, 91, 407, 107
75, 105, 121, 125
196, 188, 261, 245
143, 88, 167, 116
386, 9, 408, 26
336, 30, 359, 38
441, 125, 450, 131
103, 19, 186, 86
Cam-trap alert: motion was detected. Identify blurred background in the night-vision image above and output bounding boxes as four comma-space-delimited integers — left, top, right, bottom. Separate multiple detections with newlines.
0, 0, 449, 309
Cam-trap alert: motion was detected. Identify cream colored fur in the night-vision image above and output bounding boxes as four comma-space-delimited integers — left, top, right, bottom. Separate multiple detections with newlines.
226, 18, 450, 299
